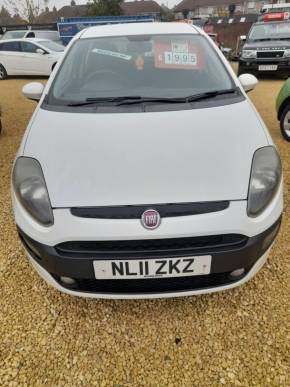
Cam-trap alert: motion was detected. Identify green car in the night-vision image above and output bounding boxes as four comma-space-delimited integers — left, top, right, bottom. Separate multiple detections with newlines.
276, 78, 290, 141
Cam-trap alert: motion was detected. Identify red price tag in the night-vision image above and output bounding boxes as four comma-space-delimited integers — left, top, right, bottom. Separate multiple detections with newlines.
154, 40, 204, 70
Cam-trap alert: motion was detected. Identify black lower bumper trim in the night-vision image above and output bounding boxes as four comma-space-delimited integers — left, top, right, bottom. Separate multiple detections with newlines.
17, 216, 282, 294
238, 60, 290, 75
52, 270, 247, 294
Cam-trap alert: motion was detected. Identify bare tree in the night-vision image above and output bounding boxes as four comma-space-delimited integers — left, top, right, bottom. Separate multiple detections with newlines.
5, 0, 50, 23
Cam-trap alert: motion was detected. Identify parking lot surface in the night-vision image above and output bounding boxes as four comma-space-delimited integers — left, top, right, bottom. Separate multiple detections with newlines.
0, 77, 289, 386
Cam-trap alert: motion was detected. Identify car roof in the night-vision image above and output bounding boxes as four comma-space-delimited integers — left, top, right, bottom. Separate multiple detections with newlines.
81, 22, 200, 39
253, 20, 290, 26
0, 38, 50, 43
4, 30, 57, 33
3, 30, 27, 33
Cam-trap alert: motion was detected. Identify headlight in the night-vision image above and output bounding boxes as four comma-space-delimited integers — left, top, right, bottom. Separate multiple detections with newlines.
13, 157, 54, 226
284, 49, 290, 57
242, 50, 256, 59
248, 147, 282, 217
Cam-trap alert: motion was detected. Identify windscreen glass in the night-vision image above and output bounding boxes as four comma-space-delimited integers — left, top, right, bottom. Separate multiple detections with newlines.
48, 34, 233, 105
3, 31, 26, 39
249, 22, 290, 40
38, 41, 64, 52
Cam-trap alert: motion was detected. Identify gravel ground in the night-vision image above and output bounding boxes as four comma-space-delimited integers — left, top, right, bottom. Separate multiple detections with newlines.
0, 77, 289, 386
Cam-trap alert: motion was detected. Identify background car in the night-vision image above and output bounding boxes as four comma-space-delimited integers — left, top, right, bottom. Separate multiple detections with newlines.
276, 77, 290, 141
1, 30, 61, 43
238, 14, 290, 78
0, 39, 64, 79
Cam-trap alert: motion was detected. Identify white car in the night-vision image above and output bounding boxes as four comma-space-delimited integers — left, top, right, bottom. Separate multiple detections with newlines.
12, 23, 283, 299
0, 39, 64, 79
1, 30, 61, 42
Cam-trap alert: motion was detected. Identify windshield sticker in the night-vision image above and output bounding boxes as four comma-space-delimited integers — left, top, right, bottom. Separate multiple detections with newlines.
154, 40, 202, 69
92, 48, 132, 61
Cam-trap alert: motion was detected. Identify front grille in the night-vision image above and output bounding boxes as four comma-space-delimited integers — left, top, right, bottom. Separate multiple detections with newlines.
53, 270, 249, 294
257, 51, 284, 58
56, 234, 248, 258
71, 201, 230, 219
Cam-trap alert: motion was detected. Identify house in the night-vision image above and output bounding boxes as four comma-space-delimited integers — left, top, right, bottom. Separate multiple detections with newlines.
174, 0, 265, 19
121, 1, 164, 18
37, 1, 166, 23
57, 4, 90, 19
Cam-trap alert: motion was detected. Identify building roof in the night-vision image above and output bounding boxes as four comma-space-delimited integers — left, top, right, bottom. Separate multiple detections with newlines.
120, 1, 163, 16
174, 0, 244, 12
37, 1, 164, 23
57, 4, 89, 18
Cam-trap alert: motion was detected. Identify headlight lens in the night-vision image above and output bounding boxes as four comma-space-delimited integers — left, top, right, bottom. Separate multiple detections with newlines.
248, 147, 282, 217
13, 157, 54, 226
284, 49, 290, 57
242, 50, 256, 59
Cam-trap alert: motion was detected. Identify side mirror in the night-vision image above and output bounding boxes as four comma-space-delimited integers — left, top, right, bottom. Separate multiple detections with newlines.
36, 48, 45, 55
238, 74, 258, 93
240, 35, 246, 41
22, 82, 45, 101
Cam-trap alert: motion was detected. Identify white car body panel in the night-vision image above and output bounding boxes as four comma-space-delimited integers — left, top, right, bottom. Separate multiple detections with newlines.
13, 187, 283, 246
23, 100, 268, 208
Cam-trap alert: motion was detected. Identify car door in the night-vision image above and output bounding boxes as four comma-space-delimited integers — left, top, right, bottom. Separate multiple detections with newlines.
0, 41, 22, 75
20, 41, 50, 75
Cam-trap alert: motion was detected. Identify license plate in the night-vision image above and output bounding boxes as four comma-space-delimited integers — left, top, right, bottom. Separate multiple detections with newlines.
93, 256, 212, 280
258, 65, 278, 71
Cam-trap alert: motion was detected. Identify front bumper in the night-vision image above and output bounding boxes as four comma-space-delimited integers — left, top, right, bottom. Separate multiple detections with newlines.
18, 217, 282, 298
27, 249, 272, 299
238, 58, 290, 75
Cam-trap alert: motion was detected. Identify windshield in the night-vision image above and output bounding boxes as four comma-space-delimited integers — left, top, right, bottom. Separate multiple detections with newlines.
38, 40, 64, 52
35, 31, 59, 40
3, 31, 26, 39
48, 34, 233, 106
248, 22, 290, 41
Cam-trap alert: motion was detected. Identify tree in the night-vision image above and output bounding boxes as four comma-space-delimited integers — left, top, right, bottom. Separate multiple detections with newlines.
0, 5, 11, 19
88, 0, 123, 17
5, 0, 50, 23
71, 0, 76, 6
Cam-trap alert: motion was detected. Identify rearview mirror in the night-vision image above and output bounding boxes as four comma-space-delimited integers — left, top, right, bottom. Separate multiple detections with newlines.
36, 48, 45, 55
238, 74, 258, 93
22, 82, 45, 101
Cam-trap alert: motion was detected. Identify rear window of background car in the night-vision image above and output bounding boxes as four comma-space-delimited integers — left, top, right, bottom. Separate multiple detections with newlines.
0, 41, 21, 52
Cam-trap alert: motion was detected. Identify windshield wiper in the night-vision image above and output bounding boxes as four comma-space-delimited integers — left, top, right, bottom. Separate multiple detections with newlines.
66, 89, 238, 107
186, 88, 238, 103
116, 88, 238, 106
67, 96, 142, 107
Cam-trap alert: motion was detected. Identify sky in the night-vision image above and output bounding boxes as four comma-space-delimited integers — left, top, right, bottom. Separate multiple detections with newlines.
0, 0, 179, 12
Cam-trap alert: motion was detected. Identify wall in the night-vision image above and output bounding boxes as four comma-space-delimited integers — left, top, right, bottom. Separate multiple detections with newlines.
207, 21, 253, 48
